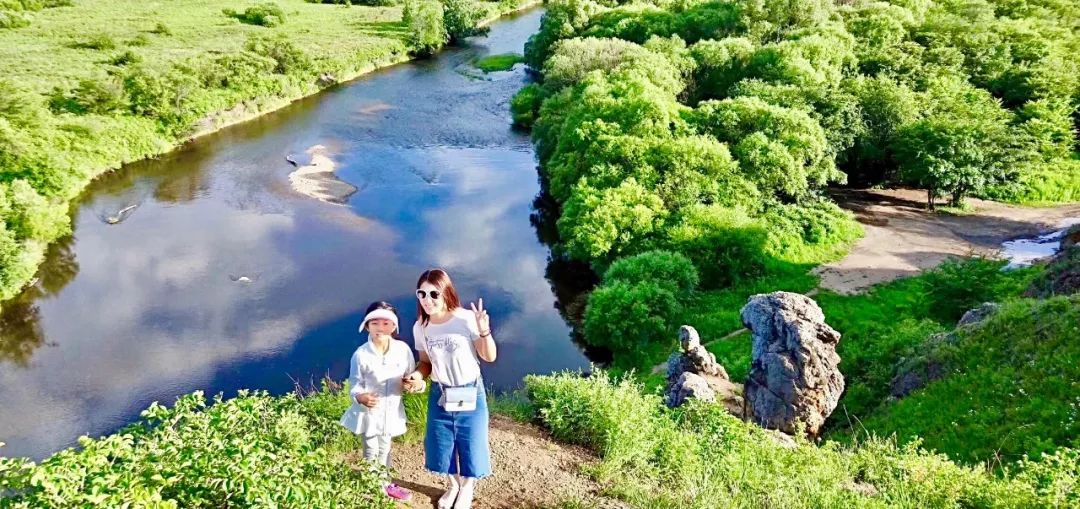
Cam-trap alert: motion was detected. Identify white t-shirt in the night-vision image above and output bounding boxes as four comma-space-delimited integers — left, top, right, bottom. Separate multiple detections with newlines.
413, 308, 482, 386
339, 339, 416, 437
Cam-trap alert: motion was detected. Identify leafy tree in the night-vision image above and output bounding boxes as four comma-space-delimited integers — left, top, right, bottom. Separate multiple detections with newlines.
690, 96, 842, 199
661, 204, 769, 288
557, 178, 668, 264
442, 0, 488, 44
688, 37, 755, 102
602, 249, 699, 296
893, 77, 1012, 208
583, 279, 680, 350
403, 0, 448, 57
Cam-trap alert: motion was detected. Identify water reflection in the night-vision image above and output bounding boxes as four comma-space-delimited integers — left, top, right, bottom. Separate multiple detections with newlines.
0, 237, 78, 367
0, 8, 595, 460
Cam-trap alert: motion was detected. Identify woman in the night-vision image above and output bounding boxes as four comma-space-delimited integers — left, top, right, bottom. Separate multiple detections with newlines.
403, 269, 496, 509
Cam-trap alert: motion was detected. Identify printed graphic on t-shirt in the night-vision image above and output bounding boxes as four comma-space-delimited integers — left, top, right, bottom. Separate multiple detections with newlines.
425, 334, 465, 354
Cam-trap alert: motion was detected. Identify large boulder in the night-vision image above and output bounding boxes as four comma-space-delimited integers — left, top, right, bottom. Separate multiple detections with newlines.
741, 292, 844, 437
665, 326, 745, 417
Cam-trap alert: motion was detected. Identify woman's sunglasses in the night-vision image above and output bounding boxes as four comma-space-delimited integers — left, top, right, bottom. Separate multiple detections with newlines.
416, 289, 441, 300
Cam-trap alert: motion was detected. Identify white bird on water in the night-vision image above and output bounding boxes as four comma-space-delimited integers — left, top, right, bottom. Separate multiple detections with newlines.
102, 204, 138, 225
229, 273, 261, 283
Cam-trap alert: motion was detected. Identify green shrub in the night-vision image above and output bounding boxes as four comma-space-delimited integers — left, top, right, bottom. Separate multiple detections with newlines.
127, 34, 150, 47
661, 204, 770, 288
244, 34, 313, 78
0, 180, 70, 242
120, 64, 207, 135
557, 179, 668, 264
0, 10, 31, 28
919, 257, 1034, 323
48, 78, 126, 115
403, 0, 446, 57
442, 0, 488, 43
583, 280, 680, 351
0, 390, 391, 508
150, 22, 171, 36
107, 50, 143, 66
510, 83, 545, 128
602, 250, 698, 296
224, 2, 286, 27
70, 33, 117, 50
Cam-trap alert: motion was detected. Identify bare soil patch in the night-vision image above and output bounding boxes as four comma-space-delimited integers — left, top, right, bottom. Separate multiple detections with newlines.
350, 415, 627, 509
816, 189, 1080, 294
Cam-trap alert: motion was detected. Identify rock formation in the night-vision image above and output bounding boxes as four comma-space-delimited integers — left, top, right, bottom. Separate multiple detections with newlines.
740, 292, 844, 437
665, 326, 745, 417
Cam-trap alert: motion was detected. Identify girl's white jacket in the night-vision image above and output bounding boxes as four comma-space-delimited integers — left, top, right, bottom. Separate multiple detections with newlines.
339, 339, 416, 437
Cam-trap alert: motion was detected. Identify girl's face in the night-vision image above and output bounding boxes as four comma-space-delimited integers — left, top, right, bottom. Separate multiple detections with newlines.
417, 282, 446, 316
366, 318, 396, 337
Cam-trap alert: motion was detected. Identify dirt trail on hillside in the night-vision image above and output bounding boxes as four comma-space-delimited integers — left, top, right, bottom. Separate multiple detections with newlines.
348, 415, 627, 509
815, 189, 1080, 294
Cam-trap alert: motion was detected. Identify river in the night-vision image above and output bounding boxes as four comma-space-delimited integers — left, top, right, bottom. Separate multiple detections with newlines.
0, 8, 595, 460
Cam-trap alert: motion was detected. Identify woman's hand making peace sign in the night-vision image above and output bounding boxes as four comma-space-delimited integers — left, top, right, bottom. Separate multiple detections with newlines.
470, 298, 497, 362
470, 298, 490, 336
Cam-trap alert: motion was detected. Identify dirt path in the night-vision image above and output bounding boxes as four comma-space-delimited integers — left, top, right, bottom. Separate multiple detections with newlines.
815, 189, 1080, 294
368, 415, 626, 509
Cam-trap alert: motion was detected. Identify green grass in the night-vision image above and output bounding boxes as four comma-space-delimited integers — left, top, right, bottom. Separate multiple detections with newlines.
525, 370, 1080, 508
848, 296, 1080, 466
474, 52, 523, 72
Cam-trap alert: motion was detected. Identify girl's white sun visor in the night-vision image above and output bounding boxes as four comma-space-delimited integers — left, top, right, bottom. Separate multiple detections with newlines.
360, 308, 399, 333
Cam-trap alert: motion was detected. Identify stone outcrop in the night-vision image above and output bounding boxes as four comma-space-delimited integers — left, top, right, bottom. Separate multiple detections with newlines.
957, 302, 1001, 327
890, 302, 1000, 398
1024, 244, 1080, 298
740, 292, 844, 437
665, 326, 745, 417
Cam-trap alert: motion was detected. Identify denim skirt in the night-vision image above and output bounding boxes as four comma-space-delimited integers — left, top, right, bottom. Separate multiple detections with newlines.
424, 381, 491, 478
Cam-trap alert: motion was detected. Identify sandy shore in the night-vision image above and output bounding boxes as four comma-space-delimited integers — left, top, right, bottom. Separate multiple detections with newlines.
816, 189, 1080, 294
287, 145, 358, 204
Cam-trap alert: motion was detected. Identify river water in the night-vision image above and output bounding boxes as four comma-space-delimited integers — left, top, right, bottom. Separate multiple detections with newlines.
0, 8, 594, 460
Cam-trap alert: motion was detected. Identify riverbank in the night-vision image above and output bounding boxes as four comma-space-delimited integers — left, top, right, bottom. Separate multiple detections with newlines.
0, 0, 539, 310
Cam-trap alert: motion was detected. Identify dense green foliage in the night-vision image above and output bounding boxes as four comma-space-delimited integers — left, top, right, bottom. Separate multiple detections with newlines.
521, 0, 1080, 211
223, 3, 287, 27
525, 370, 1080, 508
0, 0, 515, 311
852, 296, 1080, 465
0, 388, 390, 508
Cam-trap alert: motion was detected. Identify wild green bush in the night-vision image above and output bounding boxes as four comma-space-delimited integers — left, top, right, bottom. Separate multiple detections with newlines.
601, 250, 698, 296
403, 0, 447, 56
0, 390, 391, 508
510, 82, 544, 127
48, 77, 127, 115
70, 33, 117, 50
525, 369, 1076, 508
661, 204, 769, 288
223, 2, 286, 27
583, 280, 679, 351
0, 9, 30, 28
442, 0, 488, 43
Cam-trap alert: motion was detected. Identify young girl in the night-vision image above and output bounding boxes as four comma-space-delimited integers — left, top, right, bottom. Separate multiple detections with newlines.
339, 301, 423, 502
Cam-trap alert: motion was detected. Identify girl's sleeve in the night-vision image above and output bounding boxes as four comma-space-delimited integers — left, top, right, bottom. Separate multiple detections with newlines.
412, 321, 426, 354
347, 350, 365, 398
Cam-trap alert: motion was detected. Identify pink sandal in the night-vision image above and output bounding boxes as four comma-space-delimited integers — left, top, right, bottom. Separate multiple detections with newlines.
385, 483, 412, 502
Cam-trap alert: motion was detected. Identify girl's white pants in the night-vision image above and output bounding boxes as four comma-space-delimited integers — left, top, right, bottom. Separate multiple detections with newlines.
363, 433, 392, 469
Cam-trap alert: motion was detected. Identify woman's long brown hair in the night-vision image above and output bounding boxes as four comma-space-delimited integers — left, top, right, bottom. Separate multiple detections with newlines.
416, 268, 462, 325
